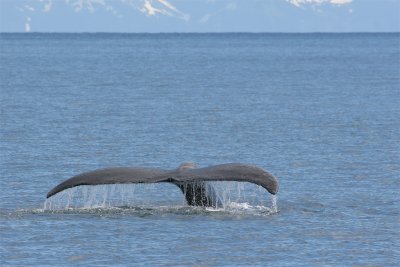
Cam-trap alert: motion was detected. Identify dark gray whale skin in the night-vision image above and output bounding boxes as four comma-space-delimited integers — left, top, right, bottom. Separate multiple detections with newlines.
46, 163, 279, 207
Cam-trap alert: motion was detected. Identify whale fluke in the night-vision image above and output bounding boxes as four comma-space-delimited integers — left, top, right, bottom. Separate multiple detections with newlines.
46, 163, 279, 207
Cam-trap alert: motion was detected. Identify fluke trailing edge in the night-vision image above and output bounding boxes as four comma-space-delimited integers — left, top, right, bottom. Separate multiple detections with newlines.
46, 163, 279, 207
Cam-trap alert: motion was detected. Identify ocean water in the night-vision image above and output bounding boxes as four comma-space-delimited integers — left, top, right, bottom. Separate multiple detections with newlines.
0, 33, 399, 266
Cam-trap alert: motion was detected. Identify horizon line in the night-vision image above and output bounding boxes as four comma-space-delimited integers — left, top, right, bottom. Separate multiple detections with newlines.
1, 31, 399, 34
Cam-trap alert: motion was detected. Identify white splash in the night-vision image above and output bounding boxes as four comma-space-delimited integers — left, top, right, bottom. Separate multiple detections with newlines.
208, 182, 278, 213
44, 183, 185, 210
43, 182, 278, 215
271, 194, 278, 213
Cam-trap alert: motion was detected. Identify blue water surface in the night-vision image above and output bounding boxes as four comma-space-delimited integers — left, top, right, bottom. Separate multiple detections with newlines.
0, 33, 399, 266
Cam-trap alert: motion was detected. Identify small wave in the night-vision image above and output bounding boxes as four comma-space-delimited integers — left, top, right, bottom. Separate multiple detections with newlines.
29, 201, 278, 218
206, 201, 277, 215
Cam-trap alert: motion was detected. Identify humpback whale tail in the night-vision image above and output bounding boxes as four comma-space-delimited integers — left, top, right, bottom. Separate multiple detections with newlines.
46, 163, 279, 207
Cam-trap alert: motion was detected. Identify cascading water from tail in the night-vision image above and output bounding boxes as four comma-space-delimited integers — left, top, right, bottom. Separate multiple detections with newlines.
44, 182, 278, 214
271, 194, 278, 213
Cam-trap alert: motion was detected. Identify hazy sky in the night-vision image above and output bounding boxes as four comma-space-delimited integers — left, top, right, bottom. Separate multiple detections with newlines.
0, 0, 399, 32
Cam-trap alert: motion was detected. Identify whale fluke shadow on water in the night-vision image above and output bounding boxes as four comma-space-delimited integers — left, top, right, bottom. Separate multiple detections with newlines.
46, 163, 279, 208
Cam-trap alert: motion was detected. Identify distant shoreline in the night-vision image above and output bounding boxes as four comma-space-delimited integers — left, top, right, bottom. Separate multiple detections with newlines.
1, 31, 399, 34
